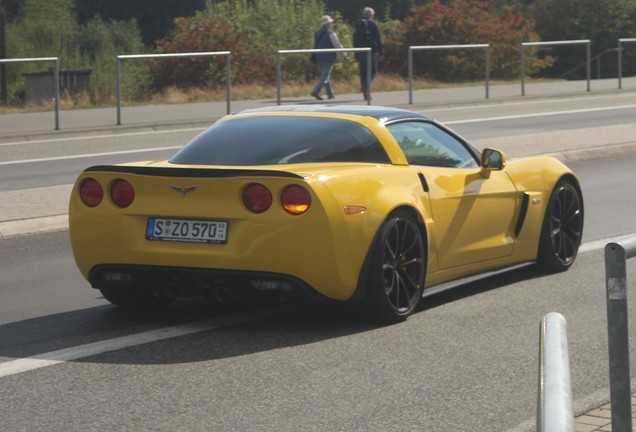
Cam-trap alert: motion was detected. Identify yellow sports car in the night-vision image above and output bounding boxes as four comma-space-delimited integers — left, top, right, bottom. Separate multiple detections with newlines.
69, 105, 583, 322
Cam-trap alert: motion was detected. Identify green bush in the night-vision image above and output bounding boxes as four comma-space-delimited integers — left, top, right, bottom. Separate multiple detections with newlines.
4, 0, 146, 104
150, 0, 356, 90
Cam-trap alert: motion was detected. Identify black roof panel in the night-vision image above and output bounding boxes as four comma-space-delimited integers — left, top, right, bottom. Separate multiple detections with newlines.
234, 104, 432, 123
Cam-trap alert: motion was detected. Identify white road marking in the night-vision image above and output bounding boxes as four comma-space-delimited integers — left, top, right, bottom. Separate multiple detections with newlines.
578, 234, 636, 253
0, 127, 204, 147
443, 104, 636, 125
0, 146, 181, 166
428, 92, 636, 113
0, 308, 283, 379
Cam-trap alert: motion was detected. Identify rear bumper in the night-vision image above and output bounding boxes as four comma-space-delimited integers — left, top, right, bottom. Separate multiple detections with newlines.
89, 264, 334, 303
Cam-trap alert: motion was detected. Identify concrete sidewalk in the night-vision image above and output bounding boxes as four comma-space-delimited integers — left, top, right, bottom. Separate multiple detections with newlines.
2, 78, 636, 431
1, 76, 634, 142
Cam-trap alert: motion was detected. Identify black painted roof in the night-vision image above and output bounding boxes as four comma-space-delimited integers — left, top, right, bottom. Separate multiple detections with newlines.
234, 104, 432, 123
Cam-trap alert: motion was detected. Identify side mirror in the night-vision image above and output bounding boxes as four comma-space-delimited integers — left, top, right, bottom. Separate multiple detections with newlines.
481, 148, 506, 170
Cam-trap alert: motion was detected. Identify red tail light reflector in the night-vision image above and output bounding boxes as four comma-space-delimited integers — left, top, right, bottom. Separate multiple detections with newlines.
243, 183, 272, 213
110, 179, 135, 208
79, 178, 103, 207
281, 185, 311, 215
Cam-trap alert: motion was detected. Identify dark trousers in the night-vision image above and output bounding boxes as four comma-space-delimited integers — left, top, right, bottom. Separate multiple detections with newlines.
356, 52, 378, 95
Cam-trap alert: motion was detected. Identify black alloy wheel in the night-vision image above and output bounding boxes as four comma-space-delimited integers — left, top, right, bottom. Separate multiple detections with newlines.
538, 179, 584, 272
367, 210, 426, 323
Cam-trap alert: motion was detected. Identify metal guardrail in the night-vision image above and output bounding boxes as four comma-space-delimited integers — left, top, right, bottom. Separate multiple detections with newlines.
521, 40, 591, 96
116, 51, 231, 125
2, 37, 636, 129
605, 235, 636, 432
276, 47, 371, 106
408, 44, 490, 103
618, 38, 636, 89
537, 312, 574, 432
0, 57, 60, 130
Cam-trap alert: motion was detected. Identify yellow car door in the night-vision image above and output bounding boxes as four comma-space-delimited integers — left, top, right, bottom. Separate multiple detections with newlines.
419, 165, 517, 269
386, 121, 518, 270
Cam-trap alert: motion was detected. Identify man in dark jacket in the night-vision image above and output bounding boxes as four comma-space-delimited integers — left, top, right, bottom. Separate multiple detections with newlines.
353, 7, 383, 101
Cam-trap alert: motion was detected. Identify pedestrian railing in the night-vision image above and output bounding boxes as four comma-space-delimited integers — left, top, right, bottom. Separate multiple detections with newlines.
408, 44, 490, 104
605, 235, 636, 432
2, 37, 636, 130
115, 51, 231, 125
618, 38, 636, 89
537, 312, 574, 432
276, 47, 372, 106
520, 40, 591, 96
0, 57, 60, 130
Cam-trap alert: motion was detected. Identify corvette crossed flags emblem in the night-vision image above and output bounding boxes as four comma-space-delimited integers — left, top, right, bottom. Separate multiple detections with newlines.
170, 185, 197, 196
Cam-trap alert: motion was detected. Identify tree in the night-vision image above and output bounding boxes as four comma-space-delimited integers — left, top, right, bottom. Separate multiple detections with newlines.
150, 0, 352, 89
402, 0, 545, 81
530, 0, 636, 78
3, 0, 146, 104
0, 0, 23, 103
323, 0, 418, 22
75, 0, 207, 45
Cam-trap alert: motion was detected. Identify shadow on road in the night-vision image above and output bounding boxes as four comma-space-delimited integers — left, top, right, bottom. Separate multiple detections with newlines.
0, 262, 547, 366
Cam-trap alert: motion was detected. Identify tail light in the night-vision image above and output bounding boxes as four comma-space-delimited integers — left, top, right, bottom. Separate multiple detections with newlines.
281, 185, 311, 215
79, 178, 103, 207
110, 179, 135, 208
243, 183, 272, 213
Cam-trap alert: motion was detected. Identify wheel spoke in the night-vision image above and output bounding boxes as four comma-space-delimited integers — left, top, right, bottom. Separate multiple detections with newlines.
550, 185, 582, 264
380, 217, 425, 312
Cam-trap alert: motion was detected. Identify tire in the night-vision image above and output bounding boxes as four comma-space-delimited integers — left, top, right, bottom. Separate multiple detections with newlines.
537, 178, 584, 272
366, 210, 426, 323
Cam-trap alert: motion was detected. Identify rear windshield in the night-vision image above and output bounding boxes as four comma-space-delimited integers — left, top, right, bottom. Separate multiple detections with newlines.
170, 116, 390, 165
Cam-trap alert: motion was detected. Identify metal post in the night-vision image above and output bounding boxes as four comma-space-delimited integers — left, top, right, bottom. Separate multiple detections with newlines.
618, 39, 623, 89
586, 42, 591, 91
617, 38, 636, 89
366, 49, 371, 105
408, 47, 413, 104
116, 56, 122, 125
485, 46, 490, 99
225, 53, 231, 114
53, 59, 60, 130
605, 236, 636, 432
276, 51, 281, 106
537, 312, 573, 432
521, 44, 526, 96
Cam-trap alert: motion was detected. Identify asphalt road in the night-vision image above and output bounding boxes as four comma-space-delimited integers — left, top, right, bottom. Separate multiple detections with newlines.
1, 96, 636, 431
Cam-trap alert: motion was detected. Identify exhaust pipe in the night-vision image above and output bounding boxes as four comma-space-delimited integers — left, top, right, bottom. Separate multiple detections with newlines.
214, 284, 235, 303
151, 282, 169, 299
150, 281, 181, 299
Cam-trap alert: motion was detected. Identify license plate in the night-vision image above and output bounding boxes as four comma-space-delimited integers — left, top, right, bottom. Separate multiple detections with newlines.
146, 218, 228, 244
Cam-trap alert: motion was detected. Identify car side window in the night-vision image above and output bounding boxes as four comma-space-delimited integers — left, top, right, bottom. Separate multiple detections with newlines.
387, 121, 478, 168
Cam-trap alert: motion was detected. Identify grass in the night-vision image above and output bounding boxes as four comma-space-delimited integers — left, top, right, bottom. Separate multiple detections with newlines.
0, 74, 561, 114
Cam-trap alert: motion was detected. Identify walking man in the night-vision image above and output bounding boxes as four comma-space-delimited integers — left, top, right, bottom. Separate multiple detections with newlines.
353, 7, 382, 101
311, 15, 347, 101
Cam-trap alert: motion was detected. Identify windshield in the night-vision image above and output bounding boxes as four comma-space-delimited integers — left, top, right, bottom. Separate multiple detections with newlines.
170, 116, 390, 165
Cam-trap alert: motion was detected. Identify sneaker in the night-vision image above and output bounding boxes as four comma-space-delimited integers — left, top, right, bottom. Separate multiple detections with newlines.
327, 94, 335, 99
311, 92, 323, 101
